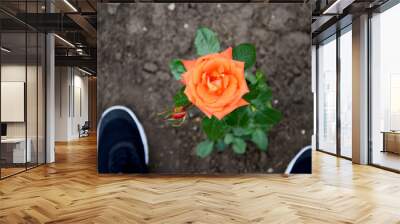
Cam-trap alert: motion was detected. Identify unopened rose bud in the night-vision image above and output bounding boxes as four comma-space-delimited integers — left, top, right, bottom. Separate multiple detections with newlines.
174, 106, 184, 113
171, 111, 186, 119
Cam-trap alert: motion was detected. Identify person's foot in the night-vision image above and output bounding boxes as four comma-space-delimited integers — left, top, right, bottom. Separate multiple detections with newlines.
98, 106, 149, 173
284, 146, 312, 175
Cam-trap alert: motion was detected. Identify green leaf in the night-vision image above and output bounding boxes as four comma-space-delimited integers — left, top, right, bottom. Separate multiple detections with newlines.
194, 27, 221, 56
232, 127, 253, 136
232, 138, 246, 154
254, 107, 282, 125
233, 43, 256, 70
255, 70, 265, 81
196, 140, 214, 158
258, 89, 273, 102
265, 107, 282, 123
250, 95, 272, 111
169, 59, 186, 80
202, 116, 227, 141
251, 129, 268, 151
173, 87, 190, 107
246, 73, 257, 85
243, 88, 259, 101
216, 139, 226, 151
245, 71, 271, 103
223, 107, 249, 127
224, 133, 234, 144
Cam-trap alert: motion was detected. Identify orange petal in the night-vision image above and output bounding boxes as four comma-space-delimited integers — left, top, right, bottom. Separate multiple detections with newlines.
235, 98, 249, 107
182, 60, 196, 71
212, 76, 238, 107
233, 60, 245, 71
213, 111, 227, 120
184, 86, 195, 103
219, 47, 232, 59
180, 71, 190, 85
213, 99, 249, 120
196, 84, 218, 104
192, 61, 206, 84
239, 80, 250, 95
195, 101, 213, 118
203, 59, 219, 75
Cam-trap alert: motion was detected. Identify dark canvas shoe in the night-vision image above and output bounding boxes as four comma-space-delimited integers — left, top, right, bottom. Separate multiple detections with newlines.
284, 145, 312, 175
97, 106, 149, 173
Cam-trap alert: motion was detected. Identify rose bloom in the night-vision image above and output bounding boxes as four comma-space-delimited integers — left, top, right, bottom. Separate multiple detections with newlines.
181, 47, 249, 120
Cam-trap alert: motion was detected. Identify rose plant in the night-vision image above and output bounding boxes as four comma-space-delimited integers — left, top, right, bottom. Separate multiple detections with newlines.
163, 27, 282, 158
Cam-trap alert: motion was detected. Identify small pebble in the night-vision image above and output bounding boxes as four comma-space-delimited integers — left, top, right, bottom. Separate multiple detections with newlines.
143, 62, 158, 73
156, 71, 170, 81
168, 3, 175, 11
115, 52, 121, 60
184, 23, 189, 29
107, 4, 119, 15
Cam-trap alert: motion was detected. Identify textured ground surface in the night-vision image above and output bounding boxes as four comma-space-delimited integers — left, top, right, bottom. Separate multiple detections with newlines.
98, 3, 312, 173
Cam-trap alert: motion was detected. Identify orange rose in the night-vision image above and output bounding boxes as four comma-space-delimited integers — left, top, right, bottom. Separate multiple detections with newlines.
181, 47, 249, 120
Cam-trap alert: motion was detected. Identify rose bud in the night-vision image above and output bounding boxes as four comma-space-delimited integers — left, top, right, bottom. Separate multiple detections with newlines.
171, 111, 186, 119
170, 106, 186, 120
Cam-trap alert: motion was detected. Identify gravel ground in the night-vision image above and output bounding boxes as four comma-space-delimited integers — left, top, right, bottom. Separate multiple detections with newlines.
98, 3, 312, 174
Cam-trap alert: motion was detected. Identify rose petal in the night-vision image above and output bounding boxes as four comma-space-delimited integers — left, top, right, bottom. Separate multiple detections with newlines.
180, 71, 190, 85
233, 60, 245, 71
192, 61, 207, 84
213, 99, 249, 120
203, 58, 229, 76
196, 84, 219, 104
219, 47, 232, 59
182, 60, 196, 71
211, 75, 239, 107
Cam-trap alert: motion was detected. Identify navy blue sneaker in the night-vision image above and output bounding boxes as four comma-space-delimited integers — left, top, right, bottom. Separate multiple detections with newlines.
97, 106, 149, 173
284, 145, 312, 175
